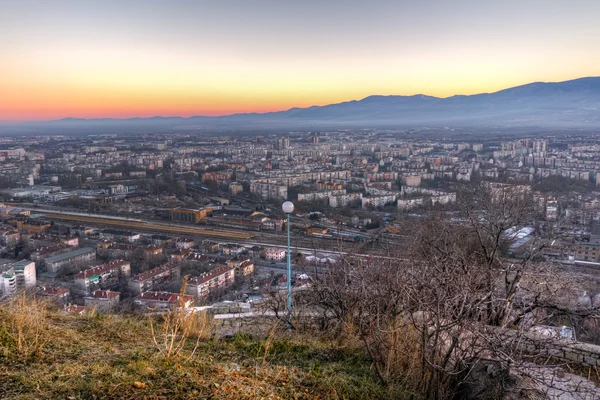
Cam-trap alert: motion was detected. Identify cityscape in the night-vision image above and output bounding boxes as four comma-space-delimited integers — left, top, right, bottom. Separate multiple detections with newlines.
2, 0, 600, 399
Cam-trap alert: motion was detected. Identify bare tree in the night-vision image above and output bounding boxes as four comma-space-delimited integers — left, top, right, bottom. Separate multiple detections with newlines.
306, 182, 600, 398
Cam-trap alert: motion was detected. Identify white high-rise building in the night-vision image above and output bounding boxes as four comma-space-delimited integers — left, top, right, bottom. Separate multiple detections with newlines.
0, 260, 36, 297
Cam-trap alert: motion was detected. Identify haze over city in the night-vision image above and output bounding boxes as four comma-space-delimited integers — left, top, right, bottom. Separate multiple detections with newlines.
2, 0, 600, 121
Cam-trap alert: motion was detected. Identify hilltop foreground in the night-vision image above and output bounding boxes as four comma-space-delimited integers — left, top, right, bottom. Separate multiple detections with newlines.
0, 299, 393, 400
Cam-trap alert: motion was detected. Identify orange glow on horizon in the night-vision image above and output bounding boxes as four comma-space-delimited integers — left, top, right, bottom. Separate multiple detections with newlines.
2, 0, 600, 122
2, 70, 596, 122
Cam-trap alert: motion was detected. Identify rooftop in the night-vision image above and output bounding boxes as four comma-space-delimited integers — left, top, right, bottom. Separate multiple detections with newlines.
74, 260, 129, 279
87, 290, 120, 299
132, 264, 177, 282
11, 259, 34, 271
45, 247, 95, 264
136, 291, 193, 303
38, 286, 70, 296
189, 265, 234, 286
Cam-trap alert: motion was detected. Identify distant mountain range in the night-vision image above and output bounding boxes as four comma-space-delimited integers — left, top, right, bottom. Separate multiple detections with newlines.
4, 77, 600, 134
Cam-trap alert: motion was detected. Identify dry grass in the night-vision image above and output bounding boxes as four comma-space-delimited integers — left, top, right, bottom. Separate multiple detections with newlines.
149, 275, 213, 361
0, 293, 48, 360
0, 297, 397, 400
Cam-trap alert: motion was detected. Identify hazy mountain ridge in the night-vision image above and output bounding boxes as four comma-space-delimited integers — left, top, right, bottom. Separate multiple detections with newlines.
4, 77, 600, 134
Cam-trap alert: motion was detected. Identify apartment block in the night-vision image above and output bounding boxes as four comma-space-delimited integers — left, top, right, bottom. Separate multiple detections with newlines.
45, 247, 96, 273
74, 260, 131, 294
84, 290, 120, 313
128, 263, 181, 294
186, 265, 235, 298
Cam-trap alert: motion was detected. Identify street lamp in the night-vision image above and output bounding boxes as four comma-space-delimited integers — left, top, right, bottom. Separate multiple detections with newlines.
282, 201, 294, 329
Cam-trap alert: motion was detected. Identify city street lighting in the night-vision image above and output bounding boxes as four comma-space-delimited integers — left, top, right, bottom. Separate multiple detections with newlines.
282, 201, 294, 329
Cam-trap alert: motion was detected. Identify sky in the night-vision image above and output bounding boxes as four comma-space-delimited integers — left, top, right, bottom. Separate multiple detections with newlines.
1, 0, 600, 121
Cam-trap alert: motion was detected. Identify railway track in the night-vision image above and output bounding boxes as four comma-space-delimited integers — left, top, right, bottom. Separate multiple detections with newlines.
38, 212, 255, 240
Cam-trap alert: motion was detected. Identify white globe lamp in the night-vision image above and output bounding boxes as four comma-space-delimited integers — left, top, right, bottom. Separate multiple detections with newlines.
282, 201, 294, 214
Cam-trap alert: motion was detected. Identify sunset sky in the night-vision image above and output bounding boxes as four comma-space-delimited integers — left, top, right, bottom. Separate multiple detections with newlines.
1, 0, 599, 121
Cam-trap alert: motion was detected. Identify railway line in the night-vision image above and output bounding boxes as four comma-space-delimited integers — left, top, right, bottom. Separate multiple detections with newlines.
25, 207, 387, 255
36, 211, 255, 240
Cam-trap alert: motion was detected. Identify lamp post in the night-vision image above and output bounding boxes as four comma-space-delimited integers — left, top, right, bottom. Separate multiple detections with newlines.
282, 201, 294, 329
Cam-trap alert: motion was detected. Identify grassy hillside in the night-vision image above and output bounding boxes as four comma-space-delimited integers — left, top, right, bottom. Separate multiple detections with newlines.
0, 297, 400, 400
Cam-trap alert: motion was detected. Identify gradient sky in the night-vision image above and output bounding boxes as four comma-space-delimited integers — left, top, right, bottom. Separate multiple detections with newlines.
1, 0, 600, 121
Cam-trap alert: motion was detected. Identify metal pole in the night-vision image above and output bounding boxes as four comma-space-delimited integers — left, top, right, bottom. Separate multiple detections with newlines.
286, 213, 292, 329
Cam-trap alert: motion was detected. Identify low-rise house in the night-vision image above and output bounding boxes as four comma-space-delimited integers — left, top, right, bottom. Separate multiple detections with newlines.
170, 249, 192, 261
175, 238, 195, 249
134, 291, 194, 310
220, 243, 245, 255
150, 234, 172, 246
143, 245, 163, 259
186, 265, 235, 298
128, 263, 181, 294
61, 236, 79, 247
74, 260, 131, 294
45, 247, 96, 273
265, 248, 286, 261
84, 290, 120, 313
63, 304, 87, 315
199, 240, 219, 253
71, 225, 94, 237
37, 286, 70, 304
237, 260, 254, 276
0, 227, 20, 247
96, 241, 138, 259
247, 245, 264, 259
226, 257, 254, 276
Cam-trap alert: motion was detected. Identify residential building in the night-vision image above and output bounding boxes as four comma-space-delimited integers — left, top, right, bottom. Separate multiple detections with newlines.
74, 260, 131, 294
0, 267, 17, 297
128, 263, 181, 294
361, 194, 397, 209
329, 193, 363, 208
175, 238, 195, 249
265, 248, 286, 261
37, 286, 70, 304
11, 260, 36, 290
186, 265, 235, 298
401, 175, 421, 187
250, 179, 288, 199
569, 235, 600, 262
84, 290, 120, 313
226, 257, 254, 276
0, 228, 20, 247
45, 247, 96, 273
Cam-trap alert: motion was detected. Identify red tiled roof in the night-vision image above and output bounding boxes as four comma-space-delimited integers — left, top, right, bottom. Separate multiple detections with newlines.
188, 265, 234, 286
74, 259, 129, 279
136, 291, 193, 304
132, 264, 177, 282
64, 305, 86, 315
89, 290, 120, 299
